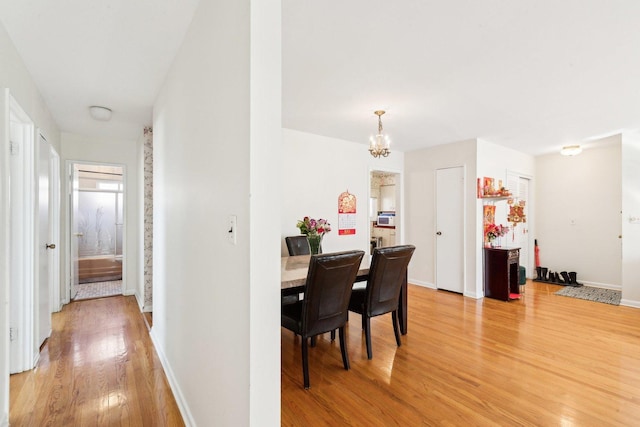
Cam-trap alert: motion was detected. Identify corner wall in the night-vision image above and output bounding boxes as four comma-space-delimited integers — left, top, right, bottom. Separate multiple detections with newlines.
151, 0, 281, 424
0, 19, 60, 423
60, 133, 140, 301
405, 139, 478, 295
535, 136, 621, 288
281, 129, 404, 256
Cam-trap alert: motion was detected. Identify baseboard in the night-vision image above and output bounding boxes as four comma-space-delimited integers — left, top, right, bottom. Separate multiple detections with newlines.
122, 289, 136, 297
620, 298, 640, 309
133, 290, 144, 311
149, 329, 195, 427
463, 290, 483, 299
409, 278, 435, 289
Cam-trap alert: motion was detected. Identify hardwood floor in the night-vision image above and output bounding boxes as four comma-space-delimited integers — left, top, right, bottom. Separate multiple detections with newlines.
281, 281, 640, 426
10, 296, 183, 426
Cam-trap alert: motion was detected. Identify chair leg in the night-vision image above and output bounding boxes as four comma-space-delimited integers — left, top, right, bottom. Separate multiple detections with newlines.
310, 336, 317, 347
364, 316, 373, 360
302, 337, 310, 389
392, 310, 402, 347
330, 329, 336, 341
338, 326, 350, 370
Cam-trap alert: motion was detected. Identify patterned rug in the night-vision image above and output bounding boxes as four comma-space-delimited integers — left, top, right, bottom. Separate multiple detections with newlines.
555, 286, 621, 306
74, 280, 122, 301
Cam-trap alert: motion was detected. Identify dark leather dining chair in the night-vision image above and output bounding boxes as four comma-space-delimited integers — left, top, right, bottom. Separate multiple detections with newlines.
281, 250, 365, 389
348, 245, 415, 359
282, 236, 311, 305
285, 235, 312, 256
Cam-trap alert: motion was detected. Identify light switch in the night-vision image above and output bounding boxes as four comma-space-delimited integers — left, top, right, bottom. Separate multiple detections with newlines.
228, 215, 237, 244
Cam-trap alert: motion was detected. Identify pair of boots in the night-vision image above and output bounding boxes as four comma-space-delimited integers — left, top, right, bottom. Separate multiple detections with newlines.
536, 267, 582, 287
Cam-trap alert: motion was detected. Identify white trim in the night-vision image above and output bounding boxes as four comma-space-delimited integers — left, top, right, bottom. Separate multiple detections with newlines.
1, 87, 10, 427
409, 279, 436, 289
620, 299, 640, 309
65, 160, 126, 302
46, 137, 62, 312
8, 94, 36, 374
149, 329, 195, 427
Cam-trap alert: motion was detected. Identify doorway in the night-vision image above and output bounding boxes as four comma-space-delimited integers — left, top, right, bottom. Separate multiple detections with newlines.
506, 173, 531, 277
370, 170, 401, 253
69, 163, 124, 301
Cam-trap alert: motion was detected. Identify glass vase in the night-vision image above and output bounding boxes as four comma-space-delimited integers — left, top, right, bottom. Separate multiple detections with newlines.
307, 234, 322, 255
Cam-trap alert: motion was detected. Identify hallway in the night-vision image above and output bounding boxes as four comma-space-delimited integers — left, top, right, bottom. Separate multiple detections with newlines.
9, 296, 183, 426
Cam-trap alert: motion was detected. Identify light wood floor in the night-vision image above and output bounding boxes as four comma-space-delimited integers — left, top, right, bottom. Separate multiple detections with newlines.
281, 281, 640, 426
10, 296, 183, 426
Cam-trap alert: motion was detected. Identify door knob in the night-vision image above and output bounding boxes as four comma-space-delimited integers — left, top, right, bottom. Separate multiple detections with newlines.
46, 243, 56, 249
436, 231, 442, 235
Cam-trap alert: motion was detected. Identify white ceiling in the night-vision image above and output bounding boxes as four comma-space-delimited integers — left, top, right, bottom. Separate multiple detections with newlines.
2, 1, 640, 155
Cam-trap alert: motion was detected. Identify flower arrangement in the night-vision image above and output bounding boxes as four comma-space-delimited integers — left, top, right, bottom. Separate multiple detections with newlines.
296, 217, 331, 236
484, 223, 509, 243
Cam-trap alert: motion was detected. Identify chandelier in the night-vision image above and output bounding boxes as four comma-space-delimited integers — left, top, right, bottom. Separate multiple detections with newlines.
369, 110, 391, 158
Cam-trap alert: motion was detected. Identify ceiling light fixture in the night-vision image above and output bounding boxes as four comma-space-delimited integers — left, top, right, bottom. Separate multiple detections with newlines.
560, 145, 582, 156
89, 106, 112, 121
368, 110, 391, 158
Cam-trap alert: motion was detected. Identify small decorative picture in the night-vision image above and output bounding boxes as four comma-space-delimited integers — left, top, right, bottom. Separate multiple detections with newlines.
483, 205, 495, 226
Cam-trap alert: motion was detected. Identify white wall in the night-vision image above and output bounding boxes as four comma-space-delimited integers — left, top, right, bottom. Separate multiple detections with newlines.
535, 136, 621, 288
477, 139, 535, 289
281, 129, 404, 256
405, 139, 478, 295
405, 139, 534, 298
60, 133, 140, 301
0, 20, 60, 425
152, 0, 281, 425
621, 134, 640, 307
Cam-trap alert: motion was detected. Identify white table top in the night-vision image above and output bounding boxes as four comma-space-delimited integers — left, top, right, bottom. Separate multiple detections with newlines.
281, 254, 371, 290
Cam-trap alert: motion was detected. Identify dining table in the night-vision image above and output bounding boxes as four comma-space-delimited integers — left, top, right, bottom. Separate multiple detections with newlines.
281, 254, 408, 334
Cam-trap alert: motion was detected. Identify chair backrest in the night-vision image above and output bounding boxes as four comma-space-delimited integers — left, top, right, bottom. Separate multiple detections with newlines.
302, 250, 365, 337
285, 235, 310, 256
365, 245, 416, 317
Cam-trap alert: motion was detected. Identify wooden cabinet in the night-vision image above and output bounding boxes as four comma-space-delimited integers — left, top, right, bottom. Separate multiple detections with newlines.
484, 247, 520, 301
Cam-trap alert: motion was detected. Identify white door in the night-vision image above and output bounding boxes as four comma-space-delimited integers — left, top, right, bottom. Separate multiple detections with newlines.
435, 167, 464, 293
506, 174, 531, 277
38, 135, 52, 346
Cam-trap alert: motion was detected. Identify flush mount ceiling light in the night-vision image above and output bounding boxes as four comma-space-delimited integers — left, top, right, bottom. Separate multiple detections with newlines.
368, 110, 391, 158
560, 145, 582, 156
89, 106, 112, 121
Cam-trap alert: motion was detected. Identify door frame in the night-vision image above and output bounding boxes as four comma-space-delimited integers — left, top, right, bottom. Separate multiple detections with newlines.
46, 133, 61, 312
65, 161, 126, 302
506, 170, 533, 279
8, 94, 37, 373
369, 166, 403, 249
435, 165, 466, 294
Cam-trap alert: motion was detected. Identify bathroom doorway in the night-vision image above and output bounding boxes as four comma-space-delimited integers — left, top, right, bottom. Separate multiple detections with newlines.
70, 163, 124, 300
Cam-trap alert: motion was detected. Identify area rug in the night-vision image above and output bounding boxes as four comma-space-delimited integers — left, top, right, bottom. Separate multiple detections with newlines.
74, 280, 122, 301
555, 286, 621, 306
